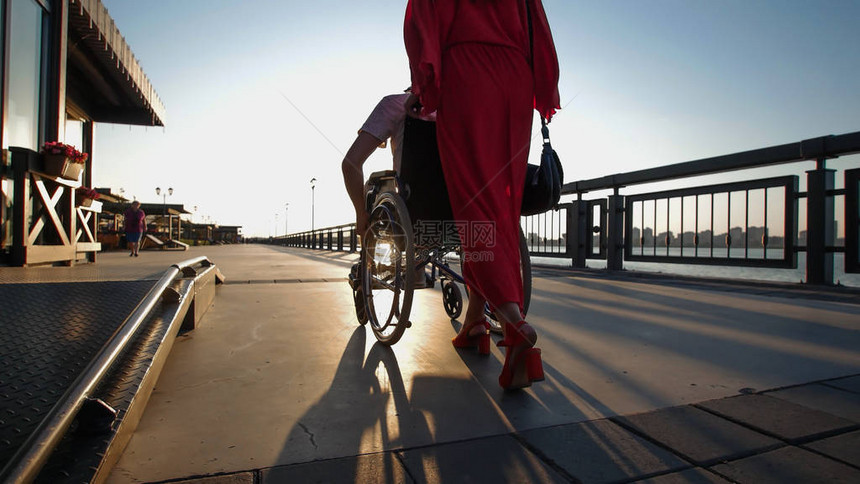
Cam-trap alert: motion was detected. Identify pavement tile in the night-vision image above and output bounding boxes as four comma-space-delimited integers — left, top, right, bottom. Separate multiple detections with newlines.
767, 383, 860, 422
518, 419, 690, 483
824, 375, 860, 395
170, 473, 254, 484
803, 430, 860, 467
397, 435, 567, 484
696, 394, 857, 443
710, 446, 860, 484
632, 467, 730, 483
261, 453, 411, 483
613, 405, 782, 466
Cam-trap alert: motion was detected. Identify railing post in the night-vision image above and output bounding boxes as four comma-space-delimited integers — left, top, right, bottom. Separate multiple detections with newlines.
10, 149, 31, 266
350, 227, 357, 253
806, 161, 835, 284
846, 169, 860, 274
569, 200, 588, 268
607, 194, 625, 271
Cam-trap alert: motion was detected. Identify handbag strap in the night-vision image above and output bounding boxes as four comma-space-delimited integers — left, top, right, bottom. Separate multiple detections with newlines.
541, 117, 550, 144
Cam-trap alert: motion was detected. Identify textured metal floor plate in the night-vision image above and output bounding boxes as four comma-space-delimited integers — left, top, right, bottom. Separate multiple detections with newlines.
35, 280, 192, 483
0, 281, 155, 468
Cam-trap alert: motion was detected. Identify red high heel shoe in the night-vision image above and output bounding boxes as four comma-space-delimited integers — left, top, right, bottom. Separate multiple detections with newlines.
498, 321, 544, 390
452, 320, 491, 355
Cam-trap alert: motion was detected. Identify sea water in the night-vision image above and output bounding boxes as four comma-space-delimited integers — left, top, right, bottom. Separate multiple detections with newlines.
530, 248, 860, 288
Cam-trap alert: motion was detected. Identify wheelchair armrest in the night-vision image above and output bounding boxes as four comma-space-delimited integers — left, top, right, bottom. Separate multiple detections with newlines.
368, 170, 398, 181
365, 186, 377, 214
365, 170, 400, 213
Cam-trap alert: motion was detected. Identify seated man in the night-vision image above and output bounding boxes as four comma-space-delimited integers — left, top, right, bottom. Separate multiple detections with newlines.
341, 90, 433, 237
343, 90, 435, 290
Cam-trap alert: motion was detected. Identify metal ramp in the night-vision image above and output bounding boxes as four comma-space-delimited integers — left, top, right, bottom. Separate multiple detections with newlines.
0, 257, 224, 483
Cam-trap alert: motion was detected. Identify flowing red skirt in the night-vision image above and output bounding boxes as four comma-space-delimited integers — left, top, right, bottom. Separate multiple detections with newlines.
436, 43, 533, 311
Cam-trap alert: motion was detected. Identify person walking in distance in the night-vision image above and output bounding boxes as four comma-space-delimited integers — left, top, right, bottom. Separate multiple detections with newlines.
124, 201, 146, 257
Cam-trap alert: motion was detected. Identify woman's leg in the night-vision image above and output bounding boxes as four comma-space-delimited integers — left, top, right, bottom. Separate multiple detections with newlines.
458, 286, 488, 335
439, 44, 541, 387
437, 44, 532, 310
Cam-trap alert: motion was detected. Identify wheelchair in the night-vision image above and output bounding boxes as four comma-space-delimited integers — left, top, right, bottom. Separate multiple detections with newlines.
349, 116, 532, 346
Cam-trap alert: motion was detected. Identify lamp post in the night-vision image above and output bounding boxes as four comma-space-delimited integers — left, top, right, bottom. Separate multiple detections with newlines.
274, 213, 279, 238
285, 203, 289, 237
310, 178, 317, 232
155, 187, 173, 238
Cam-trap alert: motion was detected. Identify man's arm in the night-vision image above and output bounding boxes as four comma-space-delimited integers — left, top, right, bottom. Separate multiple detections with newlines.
342, 131, 384, 237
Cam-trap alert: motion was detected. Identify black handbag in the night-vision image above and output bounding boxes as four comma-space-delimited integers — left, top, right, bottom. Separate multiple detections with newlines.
521, 0, 563, 216
521, 118, 563, 216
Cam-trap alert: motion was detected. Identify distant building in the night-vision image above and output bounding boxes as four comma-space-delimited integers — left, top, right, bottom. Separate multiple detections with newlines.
214, 226, 243, 244
0, 0, 164, 266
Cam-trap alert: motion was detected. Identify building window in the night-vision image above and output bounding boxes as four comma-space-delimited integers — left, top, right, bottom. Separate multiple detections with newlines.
64, 117, 83, 150
3, 0, 44, 151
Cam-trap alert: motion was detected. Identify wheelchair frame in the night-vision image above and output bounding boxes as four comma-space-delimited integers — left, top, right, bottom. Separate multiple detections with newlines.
352, 170, 532, 346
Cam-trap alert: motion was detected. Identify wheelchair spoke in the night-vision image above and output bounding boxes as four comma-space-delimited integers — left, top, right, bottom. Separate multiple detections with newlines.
369, 275, 397, 292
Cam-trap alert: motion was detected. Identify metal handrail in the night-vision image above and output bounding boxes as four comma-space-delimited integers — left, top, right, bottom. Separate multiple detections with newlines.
0, 256, 214, 483
281, 222, 356, 239
563, 131, 860, 194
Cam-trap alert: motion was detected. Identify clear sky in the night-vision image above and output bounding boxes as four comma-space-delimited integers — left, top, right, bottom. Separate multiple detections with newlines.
93, 0, 860, 237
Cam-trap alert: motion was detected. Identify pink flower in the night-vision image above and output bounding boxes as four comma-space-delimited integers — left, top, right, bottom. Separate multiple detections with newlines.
41, 142, 89, 164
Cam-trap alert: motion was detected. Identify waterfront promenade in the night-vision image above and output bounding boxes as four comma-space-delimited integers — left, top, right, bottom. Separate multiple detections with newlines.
4, 244, 860, 483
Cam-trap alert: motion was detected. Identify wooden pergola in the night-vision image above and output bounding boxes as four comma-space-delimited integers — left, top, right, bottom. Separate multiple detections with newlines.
137, 203, 191, 242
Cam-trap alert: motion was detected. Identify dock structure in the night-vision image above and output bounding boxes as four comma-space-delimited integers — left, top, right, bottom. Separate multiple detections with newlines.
2, 244, 858, 483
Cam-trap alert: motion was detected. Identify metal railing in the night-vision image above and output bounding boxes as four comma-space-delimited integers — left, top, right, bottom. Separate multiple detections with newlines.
623, 176, 797, 268
847, 168, 860, 274
280, 223, 359, 252
276, 131, 860, 285
0, 256, 216, 483
553, 131, 860, 284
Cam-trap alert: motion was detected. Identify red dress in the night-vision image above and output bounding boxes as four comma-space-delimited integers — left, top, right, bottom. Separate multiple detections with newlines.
405, 0, 560, 310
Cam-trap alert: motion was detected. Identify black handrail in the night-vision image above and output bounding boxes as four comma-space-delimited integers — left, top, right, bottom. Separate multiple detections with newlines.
564, 132, 860, 194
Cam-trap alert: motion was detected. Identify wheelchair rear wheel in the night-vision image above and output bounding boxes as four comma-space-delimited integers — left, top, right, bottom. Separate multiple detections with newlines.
361, 192, 415, 345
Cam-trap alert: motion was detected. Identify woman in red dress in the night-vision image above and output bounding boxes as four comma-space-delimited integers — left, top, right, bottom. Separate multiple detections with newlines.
405, 0, 560, 390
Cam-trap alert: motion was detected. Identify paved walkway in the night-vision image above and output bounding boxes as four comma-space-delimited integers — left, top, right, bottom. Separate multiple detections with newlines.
5, 245, 860, 483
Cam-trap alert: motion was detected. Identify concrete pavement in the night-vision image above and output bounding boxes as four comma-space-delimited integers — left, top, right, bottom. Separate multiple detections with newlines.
7, 244, 859, 482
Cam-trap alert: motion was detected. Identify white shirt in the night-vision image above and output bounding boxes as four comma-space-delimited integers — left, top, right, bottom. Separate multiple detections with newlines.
359, 93, 435, 172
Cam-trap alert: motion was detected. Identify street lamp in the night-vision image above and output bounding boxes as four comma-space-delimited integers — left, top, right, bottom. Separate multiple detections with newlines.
155, 186, 173, 237
285, 203, 289, 236
274, 213, 279, 238
310, 178, 317, 231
